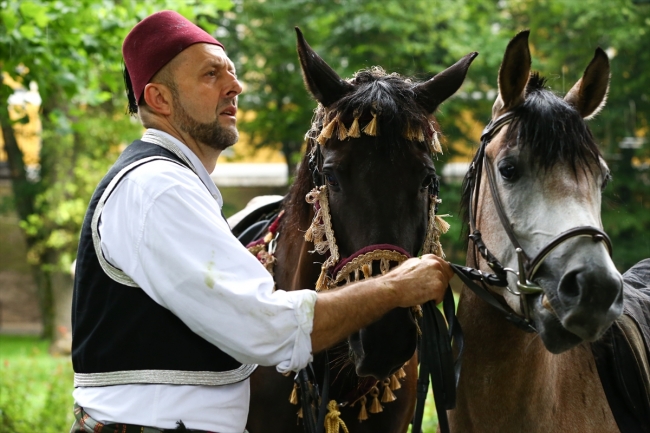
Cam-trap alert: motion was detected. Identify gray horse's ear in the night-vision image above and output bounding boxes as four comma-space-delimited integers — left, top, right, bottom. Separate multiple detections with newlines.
295, 27, 354, 107
413, 52, 478, 113
564, 48, 610, 119
493, 30, 531, 118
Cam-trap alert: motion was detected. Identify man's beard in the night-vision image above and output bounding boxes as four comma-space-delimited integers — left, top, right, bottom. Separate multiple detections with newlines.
171, 93, 239, 151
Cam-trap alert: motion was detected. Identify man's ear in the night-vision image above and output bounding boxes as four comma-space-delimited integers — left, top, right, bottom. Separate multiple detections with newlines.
142, 83, 173, 115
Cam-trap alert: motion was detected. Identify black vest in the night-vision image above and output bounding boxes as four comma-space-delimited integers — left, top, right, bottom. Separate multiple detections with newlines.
72, 139, 255, 386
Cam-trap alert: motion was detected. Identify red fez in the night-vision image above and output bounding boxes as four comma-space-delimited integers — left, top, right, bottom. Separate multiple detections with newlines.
122, 10, 224, 108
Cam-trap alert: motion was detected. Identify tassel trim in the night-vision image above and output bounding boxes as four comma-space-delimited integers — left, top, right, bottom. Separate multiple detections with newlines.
317, 114, 339, 145
369, 386, 383, 413
305, 185, 340, 291
324, 400, 350, 433
421, 195, 448, 258
348, 111, 361, 138
362, 109, 378, 136
381, 379, 396, 403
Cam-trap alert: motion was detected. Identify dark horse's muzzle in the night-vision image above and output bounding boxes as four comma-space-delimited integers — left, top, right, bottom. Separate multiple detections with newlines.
329, 244, 419, 379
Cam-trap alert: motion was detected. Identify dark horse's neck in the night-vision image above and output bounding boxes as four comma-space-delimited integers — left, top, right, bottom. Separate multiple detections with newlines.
273, 148, 322, 293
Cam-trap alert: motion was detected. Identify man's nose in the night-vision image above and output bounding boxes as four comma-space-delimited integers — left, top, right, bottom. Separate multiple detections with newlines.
224, 74, 243, 98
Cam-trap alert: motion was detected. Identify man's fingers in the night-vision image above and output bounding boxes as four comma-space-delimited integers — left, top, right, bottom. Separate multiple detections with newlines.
420, 254, 454, 281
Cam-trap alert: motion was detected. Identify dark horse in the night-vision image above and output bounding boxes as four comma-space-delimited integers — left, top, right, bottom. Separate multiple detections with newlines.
449, 31, 628, 432
245, 29, 476, 432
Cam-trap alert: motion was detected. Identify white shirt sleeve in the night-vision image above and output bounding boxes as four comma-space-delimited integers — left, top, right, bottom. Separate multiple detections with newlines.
98, 160, 316, 373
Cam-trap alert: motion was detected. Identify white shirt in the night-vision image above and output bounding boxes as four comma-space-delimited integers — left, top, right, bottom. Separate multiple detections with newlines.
74, 129, 317, 432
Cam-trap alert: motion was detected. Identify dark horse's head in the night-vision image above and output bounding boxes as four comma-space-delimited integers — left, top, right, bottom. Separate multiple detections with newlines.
286, 29, 476, 379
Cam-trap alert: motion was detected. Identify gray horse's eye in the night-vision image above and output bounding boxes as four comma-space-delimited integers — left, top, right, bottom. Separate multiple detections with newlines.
601, 171, 612, 190
499, 163, 516, 180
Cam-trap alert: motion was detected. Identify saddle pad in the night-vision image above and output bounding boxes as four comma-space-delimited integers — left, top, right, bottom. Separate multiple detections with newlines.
592, 258, 650, 433
228, 195, 284, 237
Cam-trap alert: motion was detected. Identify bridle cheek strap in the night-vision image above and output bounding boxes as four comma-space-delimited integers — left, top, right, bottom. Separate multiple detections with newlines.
463, 111, 614, 325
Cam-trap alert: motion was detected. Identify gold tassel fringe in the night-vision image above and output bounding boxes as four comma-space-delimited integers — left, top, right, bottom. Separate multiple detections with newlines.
324, 400, 350, 433
381, 379, 397, 403
363, 110, 378, 136
357, 396, 368, 421
390, 373, 401, 390
396, 367, 406, 379
435, 214, 451, 234
361, 263, 371, 279
369, 386, 383, 413
338, 119, 349, 141
317, 114, 339, 145
305, 185, 340, 291
315, 266, 331, 292
421, 195, 447, 258
430, 128, 442, 154
348, 116, 361, 138
289, 383, 299, 405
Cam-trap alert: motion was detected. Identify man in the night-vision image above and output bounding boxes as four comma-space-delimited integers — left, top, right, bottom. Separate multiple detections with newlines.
70, 10, 453, 433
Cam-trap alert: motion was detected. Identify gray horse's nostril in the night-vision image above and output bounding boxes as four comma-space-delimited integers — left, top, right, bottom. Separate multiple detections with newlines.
557, 267, 623, 340
557, 270, 581, 306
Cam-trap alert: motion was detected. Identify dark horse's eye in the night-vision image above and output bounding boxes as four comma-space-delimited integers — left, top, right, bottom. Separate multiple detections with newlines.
325, 173, 339, 187
498, 163, 516, 180
421, 175, 435, 190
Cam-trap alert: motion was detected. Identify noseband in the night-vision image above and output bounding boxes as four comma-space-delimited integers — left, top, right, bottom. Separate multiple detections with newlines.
461, 111, 613, 328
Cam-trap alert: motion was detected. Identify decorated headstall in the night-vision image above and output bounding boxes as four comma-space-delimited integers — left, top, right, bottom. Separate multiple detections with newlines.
283, 103, 451, 425
303, 103, 450, 293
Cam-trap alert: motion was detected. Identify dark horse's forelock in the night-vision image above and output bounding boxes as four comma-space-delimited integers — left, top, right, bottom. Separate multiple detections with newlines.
460, 72, 603, 238
304, 67, 434, 146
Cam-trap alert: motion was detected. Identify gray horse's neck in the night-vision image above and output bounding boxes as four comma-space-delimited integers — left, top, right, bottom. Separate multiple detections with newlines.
450, 287, 618, 433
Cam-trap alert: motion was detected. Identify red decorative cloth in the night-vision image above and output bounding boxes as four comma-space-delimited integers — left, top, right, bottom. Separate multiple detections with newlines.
122, 10, 224, 102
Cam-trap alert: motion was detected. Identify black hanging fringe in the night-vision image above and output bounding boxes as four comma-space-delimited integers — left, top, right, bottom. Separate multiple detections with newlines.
123, 63, 138, 115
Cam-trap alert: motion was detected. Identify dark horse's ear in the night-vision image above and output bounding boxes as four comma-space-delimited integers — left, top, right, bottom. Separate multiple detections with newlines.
564, 48, 610, 119
492, 30, 531, 118
412, 52, 479, 113
295, 27, 354, 107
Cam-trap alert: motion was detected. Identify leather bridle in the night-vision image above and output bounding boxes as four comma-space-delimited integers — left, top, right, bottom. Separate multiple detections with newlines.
458, 111, 614, 329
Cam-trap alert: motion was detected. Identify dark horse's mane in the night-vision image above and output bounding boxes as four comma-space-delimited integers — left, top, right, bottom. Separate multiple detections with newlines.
459, 72, 603, 238
284, 67, 437, 232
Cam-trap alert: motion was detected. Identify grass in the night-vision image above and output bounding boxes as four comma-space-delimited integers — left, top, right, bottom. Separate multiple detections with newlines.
0, 336, 439, 433
0, 335, 75, 433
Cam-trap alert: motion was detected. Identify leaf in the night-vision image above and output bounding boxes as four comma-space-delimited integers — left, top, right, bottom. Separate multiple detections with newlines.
1, 10, 18, 31
18, 24, 37, 39
19, 1, 49, 28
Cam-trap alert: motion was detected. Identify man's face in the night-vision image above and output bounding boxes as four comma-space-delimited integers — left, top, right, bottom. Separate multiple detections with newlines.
169, 43, 242, 150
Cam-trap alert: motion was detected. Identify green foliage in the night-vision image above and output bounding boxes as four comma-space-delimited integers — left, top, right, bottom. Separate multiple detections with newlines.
0, 0, 236, 337
225, 0, 650, 269
0, 336, 74, 433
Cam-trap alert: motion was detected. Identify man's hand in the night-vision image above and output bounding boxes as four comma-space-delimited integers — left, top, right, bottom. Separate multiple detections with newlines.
311, 254, 454, 353
381, 255, 454, 307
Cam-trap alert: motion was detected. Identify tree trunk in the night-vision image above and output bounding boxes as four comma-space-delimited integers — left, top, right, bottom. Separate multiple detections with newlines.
0, 85, 57, 342
281, 140, 300, 182
0, 92, 35, 223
